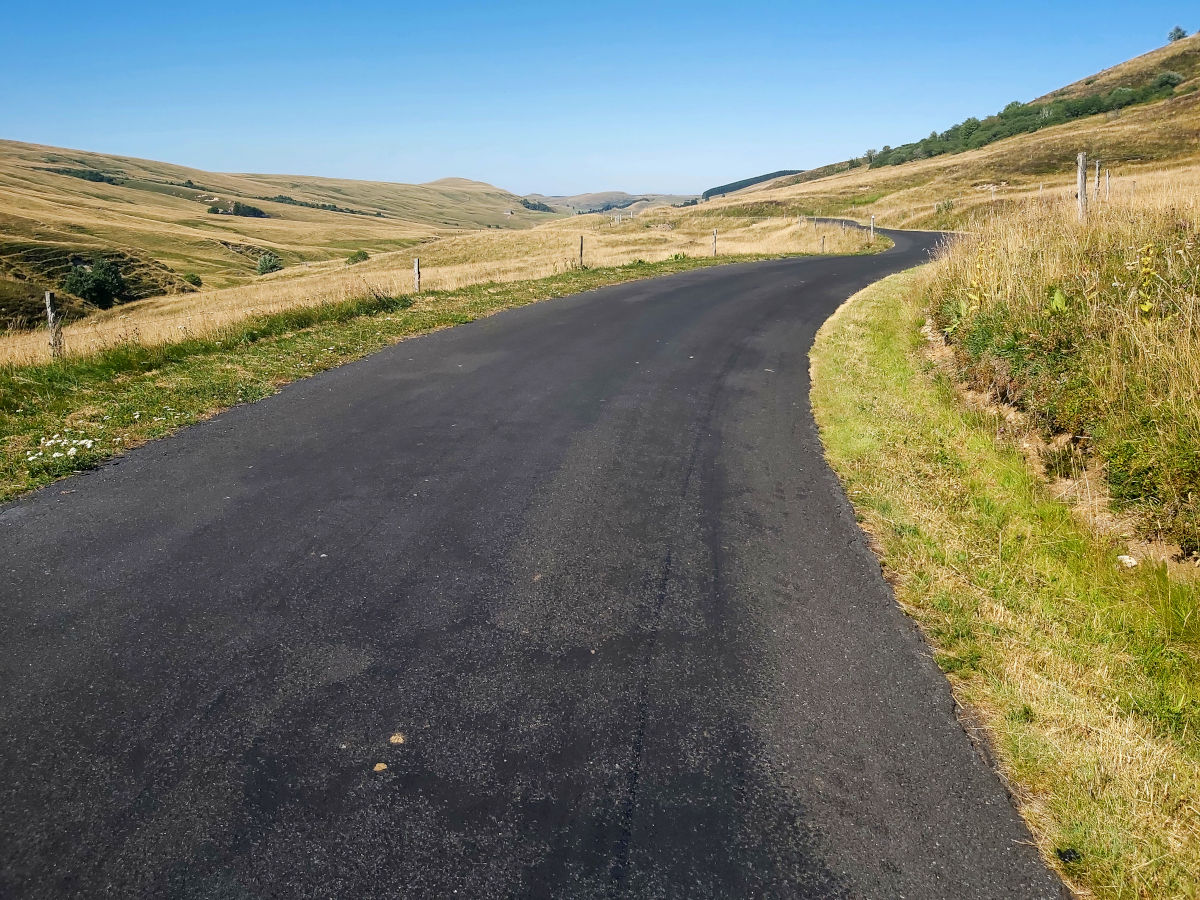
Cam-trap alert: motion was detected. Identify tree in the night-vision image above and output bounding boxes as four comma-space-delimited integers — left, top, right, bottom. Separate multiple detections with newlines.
1168, 25, 1188, 42
62, 258, 128, 309
864, 148, 877, 163
256, 252, 283, 275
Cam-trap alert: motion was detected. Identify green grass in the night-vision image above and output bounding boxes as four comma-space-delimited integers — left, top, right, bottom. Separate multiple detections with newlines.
1, 250, 844, 502
811, 269, 1200, 898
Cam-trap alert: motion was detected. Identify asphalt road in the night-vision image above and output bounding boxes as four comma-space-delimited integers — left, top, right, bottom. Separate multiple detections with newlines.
1, 231, 1065, 899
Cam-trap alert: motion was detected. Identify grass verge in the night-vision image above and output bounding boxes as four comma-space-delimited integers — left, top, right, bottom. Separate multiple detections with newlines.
0, 249, 886, 502
811, 269, 1200, 898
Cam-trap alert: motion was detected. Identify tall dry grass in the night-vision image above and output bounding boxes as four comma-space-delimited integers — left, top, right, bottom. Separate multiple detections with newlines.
925, 167, 1200, 550
1, 212, 874, 366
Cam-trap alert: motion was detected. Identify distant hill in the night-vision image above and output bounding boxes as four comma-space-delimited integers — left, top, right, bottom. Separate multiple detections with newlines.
527, 191, 695, 215
701, 171, 802, 200
0, 139, 561, 319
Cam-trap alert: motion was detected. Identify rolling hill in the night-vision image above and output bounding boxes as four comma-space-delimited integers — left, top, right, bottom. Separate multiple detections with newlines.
0, 139, 562, 324
703, 33, 1200, 228
525, 190, 695, 215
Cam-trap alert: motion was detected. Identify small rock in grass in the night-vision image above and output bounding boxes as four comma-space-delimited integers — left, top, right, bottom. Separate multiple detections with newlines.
1117, 554, 1138, 568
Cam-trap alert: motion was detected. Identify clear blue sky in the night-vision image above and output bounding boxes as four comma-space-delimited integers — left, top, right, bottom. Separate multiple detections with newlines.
2, 1, 1191, 195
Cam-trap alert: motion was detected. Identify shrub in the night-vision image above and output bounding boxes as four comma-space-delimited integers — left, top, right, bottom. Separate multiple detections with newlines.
182, 273, 202, 287
1156, 71, 1185, 89
208, 201, 268, 218
519, 198, 554, 213
1168, 25, 1188, 42
62, 258, 128, 309
345, 250, 370, 265
256, 252, 283, 275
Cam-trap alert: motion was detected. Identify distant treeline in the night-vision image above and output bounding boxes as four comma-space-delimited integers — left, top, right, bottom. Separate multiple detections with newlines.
41, 167, 123, 185
702, 170, 802, 201
869, 74, 1187, 168
520, 198, 555, 212
257, 194, 385, 217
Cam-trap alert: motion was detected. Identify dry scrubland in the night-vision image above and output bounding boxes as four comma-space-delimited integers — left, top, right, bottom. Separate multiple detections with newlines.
0, 212, 875, 365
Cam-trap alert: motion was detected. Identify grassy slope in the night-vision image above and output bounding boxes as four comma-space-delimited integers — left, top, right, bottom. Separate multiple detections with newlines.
1041, 34, 1200, 101
0, 138, 560, 297
712, 34, 1200, 229
812, 270, 1199, 899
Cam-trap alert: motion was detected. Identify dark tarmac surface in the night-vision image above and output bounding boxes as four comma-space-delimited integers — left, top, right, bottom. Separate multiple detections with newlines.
1, 230, 1065, 898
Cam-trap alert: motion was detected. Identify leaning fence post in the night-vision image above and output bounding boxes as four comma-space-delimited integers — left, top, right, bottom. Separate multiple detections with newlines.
1076, 152, 1088, 221
413, 257, 420, 293
44, 291, 63, 360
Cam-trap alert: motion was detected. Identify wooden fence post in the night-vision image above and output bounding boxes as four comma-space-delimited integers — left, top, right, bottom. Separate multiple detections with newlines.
1093, 159, 1102, 203
1077, 152, 1088, 221
712, 228, 717, 257
821, 234, 825, 253
579, 235, 584, 268
413, 258, 420, 293
45, 291, 63, 360
870, 215, 875, 241
1105, 169, 1111, 201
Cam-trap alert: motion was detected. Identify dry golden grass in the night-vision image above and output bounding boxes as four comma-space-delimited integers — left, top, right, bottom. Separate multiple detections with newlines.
0, 211, 875, 365
0, 138, 559, 293
924, 169, 1200, 552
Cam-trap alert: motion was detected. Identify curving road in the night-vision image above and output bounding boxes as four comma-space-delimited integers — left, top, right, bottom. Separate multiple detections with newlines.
1, 230, 1065, 898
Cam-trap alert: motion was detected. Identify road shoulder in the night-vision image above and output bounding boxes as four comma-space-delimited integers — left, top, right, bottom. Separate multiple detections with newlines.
810, 268, 1200, 898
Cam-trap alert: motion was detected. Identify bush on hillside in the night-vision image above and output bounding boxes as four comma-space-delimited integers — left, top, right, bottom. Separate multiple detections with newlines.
208, 201, 269, 218
182, 273, 202, 287
345, 250, 370, 265
256, 252, 283, 275
1168, 25, 1189, 42
1156, 70, 1186, 88
62, 258, 129, 310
